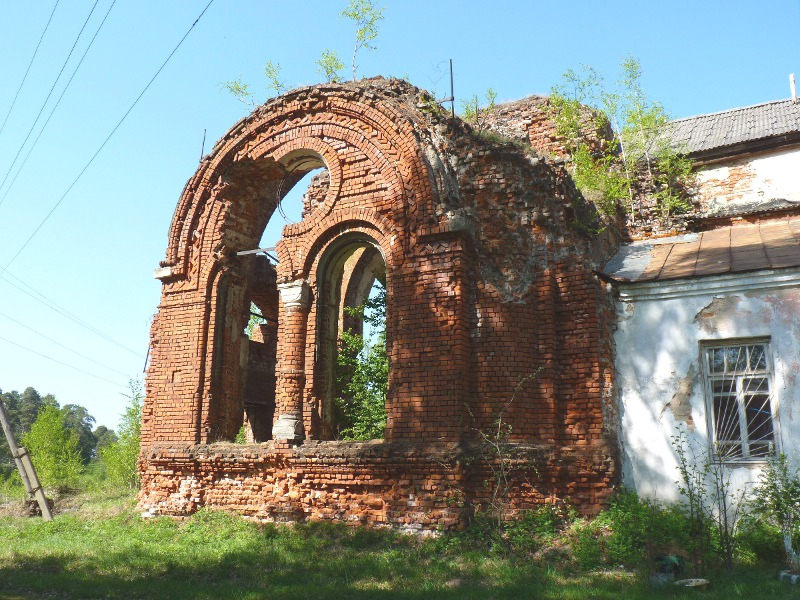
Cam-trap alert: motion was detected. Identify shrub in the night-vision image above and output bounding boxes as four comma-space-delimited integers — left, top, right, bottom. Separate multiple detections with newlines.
21, 405, 82, 491
735, 514, 784, 565
597, 490, 691, 569
98, 381, 142, 490
751, 453, 800, 570
568, 518, 606, 569
505, 503, 575, 554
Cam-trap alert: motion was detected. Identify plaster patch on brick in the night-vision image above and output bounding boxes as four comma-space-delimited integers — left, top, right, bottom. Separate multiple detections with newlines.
661, 364, 697, 429
694, 295, 741, 334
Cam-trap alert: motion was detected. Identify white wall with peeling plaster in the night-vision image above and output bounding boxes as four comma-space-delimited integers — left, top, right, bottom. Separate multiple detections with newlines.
695, 146, 800, 215
614, 271, 800, 501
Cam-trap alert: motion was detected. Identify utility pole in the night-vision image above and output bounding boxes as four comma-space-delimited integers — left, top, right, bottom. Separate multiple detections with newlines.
0, 397, 52, 520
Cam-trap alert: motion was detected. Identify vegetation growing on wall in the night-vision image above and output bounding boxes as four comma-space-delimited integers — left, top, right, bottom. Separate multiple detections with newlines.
224, 0, 383, 105
550, 57, 694, 222
461, 88, 498, 137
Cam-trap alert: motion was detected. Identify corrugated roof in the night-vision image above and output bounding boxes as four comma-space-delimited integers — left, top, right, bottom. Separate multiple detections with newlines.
604, 215, 800, 283
667, 99, 800, 155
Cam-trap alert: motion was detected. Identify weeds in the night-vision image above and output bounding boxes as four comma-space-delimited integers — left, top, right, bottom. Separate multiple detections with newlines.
0, 488, 792, 598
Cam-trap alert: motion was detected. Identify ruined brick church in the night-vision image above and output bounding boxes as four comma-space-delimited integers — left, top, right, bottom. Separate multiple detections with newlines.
139, 77, 800, 530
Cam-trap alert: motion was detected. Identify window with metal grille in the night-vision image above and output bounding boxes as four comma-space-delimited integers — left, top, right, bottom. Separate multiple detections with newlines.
703, 341, 775, 460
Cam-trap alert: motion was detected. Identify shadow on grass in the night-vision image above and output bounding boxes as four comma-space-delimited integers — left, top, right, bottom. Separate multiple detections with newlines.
0, 513, 796, 600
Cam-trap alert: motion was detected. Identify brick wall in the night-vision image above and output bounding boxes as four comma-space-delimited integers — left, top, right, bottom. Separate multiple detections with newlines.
141, 440, 616, 530
141, 78, 620, 530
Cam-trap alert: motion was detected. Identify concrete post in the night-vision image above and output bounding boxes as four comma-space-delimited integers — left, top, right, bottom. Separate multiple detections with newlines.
0, 398, 52, 520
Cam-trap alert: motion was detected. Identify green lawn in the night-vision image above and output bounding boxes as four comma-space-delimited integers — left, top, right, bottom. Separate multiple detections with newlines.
0, 492, 795, 599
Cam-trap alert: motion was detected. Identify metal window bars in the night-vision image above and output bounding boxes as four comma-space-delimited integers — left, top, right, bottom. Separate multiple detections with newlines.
705, 343, 775, 461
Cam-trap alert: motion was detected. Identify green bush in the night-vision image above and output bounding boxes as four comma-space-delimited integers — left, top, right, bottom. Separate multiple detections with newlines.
98, 381, 142, 490
596, 490, 689, 567
750, 453, 800, 569
21, 405, 82, 491
505, 503, 575, 554
735, 514, 785, 565
568, 518, 607, 569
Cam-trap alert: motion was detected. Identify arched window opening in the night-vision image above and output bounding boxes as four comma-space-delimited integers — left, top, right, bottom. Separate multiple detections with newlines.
318, 240, 388, 441
261, 165, 328, 242
229, 153, 329, 443
240, 257, 278, 443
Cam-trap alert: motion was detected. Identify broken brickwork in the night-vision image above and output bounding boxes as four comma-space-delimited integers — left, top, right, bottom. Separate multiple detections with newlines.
140, 78, 621, 530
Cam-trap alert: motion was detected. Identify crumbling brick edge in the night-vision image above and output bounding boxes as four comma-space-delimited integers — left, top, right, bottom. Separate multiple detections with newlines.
139, 440, 616, 534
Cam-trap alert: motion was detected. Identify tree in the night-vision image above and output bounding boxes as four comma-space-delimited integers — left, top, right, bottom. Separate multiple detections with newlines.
317, 49, 345, 83
341, 0, 383, 80
549, 65, 628, 216
21, 404, 82, 491
1, 387, 59, 477
334, 282, 387, 440
549, 57, 693, 221
61, 404, 97, 463
264, 60, 287, 95
92, 425, 117, 453
99, 380, 142, 490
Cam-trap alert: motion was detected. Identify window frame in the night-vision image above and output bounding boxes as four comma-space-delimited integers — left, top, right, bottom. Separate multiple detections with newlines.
700, 337, 779, 463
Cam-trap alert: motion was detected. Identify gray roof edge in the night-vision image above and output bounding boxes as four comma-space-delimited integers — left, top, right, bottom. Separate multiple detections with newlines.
670, 98, 796, 124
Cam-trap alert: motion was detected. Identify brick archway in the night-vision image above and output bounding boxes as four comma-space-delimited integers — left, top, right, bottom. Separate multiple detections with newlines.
141, 81, 621, 529
144, 82, 446, 446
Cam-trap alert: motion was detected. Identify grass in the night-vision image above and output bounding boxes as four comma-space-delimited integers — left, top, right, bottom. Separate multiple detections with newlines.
0, 490, 797, 599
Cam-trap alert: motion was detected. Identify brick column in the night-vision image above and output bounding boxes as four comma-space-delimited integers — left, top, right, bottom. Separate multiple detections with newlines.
272, 280, 311, 441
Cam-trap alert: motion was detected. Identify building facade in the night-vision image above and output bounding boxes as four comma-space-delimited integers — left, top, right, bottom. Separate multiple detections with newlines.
139, 79, 800, 528
608, 99, 800, 499
138, 79, 619, 531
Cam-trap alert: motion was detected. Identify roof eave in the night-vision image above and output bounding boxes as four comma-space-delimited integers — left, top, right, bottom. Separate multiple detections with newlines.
688, 131, 800, 164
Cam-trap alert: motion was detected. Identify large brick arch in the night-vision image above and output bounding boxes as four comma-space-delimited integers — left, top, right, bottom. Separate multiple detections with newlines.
144, 82, 448, 446
141, 81, 621, 529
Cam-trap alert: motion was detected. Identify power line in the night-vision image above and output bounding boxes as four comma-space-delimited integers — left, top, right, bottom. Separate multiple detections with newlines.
0, 333, 126, 388
0, 0, 100, 196
0, 270, 141, 357
0, 309, 130, 377
0, 0, 61, 140
0, 0, 216, 272
0, 0, 117, 211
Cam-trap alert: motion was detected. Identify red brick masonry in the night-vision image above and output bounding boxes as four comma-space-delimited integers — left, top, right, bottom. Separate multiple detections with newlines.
142, 441, 616, 531
140, 78, 620, 531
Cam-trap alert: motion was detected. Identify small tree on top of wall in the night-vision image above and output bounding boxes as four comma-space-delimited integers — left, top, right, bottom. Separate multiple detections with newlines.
550, 57, 694, 224
224, 1, 383, 107
341, 0, 383, 81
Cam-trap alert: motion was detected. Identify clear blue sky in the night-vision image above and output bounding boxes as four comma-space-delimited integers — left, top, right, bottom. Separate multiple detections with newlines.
0, 0, 798, 430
